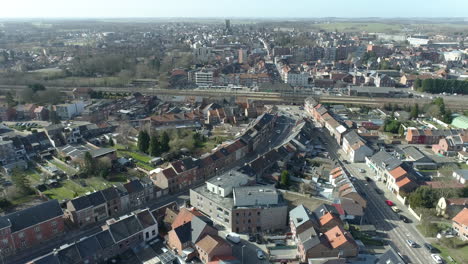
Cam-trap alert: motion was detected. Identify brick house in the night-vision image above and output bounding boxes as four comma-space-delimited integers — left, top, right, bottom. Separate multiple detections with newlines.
0, 200, 64, 256
432, 135, 466, 156
195, 234, 232, 264
452, 208, 468, 241
67, 191, 108, 227
101, 186, 123, 217
33, 106, 49, 121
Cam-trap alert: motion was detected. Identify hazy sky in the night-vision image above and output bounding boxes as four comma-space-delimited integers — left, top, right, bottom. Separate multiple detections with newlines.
1, 0, 467, 18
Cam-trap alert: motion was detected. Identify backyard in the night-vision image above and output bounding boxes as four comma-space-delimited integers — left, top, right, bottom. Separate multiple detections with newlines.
433, 238, 468, 264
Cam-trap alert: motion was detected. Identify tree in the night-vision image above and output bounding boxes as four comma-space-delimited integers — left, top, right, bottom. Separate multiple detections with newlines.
149, 134, 161, 156
108, 136, 115, 147
410, 103, 419, 119
280, 170, 290, 186
49, 110, 60, 124
137, 130, 150, 153
27, 83, 46, 93
11, 168, 33, 195
5, 91, 16, 107
409, 186, 438, 208
160, 131, 170, 153
82, 152, 95, 175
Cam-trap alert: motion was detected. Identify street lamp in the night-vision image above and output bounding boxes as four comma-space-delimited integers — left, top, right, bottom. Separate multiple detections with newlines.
241, 245, 246, 264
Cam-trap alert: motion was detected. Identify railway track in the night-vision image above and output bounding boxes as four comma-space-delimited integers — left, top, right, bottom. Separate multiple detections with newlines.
0, 85, 466, 110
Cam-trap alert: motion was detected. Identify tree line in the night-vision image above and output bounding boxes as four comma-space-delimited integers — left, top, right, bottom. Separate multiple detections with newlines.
414, 78, 468, 95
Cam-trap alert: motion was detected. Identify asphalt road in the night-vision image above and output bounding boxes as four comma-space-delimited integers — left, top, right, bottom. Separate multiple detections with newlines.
317, 126, 434, 264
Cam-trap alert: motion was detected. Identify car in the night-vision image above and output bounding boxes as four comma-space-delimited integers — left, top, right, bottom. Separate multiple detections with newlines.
358, 168, 366, 173
424, 243, 435, 253
276, 130, 281, 134
431, 254, 443, 264
225, 233, 240, 244
248, 234, 256, 242
385, 200, 394, 206
375, 188, 384, 194
391, 206, 401, 213
406, 239, 416, 248
365, 176, 372, 182
256, 249, 266, 260
400, 215, 410, 223
255, 233, 263, 244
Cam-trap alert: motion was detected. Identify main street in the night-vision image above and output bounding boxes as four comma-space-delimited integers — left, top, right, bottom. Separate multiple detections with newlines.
317, 126, 433, 264
13, 113, 295, 264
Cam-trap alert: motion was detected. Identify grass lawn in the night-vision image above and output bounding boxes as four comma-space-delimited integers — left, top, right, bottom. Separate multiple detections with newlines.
11, 195, 38, 206
49, 160, 78, 175
23, 169, 43, 185
42, 176, 127, 201
311, 22, 403, 33
433, 241, 468, 264
117, 149, 155, 170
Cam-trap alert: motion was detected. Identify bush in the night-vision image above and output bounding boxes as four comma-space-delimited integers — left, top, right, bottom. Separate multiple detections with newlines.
0, 198, 12, 210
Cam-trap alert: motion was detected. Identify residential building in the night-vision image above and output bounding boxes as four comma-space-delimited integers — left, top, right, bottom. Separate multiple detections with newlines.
67, 190, 108, 227
432, 135, 467, 156
190, 181, 288, 233
406, 128, 466, 145
436, 197, 468, 218
341, 131, 373, 163
195, 234, 232, 264
54, 101, 85, 120
195, 71, 214, 86
453, 170, 468, 185
452, 208, 468, 241
0, 200, 64, 256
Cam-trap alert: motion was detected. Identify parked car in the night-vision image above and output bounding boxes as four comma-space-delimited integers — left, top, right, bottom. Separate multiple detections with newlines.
256, 233, 263, 244
431, 254, 443, 264
391, 206, 401, 213
375, 188, 384, 195
406, 239, 417, 248
400, 215, 410, 223
256, 249, 266, 260
365, 176, 372, 182
358, 168, 366, 173
424, 243, 435, 253
385, 200, 394, 206
225, 233, 240, 244
248, 234, 256, 242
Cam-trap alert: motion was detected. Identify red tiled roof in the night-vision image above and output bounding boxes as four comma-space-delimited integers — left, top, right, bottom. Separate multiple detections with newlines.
171, 208, 202, 229
453, 208, 468, 226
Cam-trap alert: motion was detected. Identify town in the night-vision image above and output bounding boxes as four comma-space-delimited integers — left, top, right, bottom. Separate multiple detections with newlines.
0, 14, 467, 264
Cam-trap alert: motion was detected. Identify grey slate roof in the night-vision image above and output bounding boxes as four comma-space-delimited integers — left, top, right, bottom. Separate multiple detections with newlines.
100, 187, 120, 201
32, 253, 61, 264
87, 191, 106, 207
376, 247, 405, 264
369, 151, 402, 171
70, 195, 93, 211
454, 170, 468, 180
191, 215, 213, 244
0, 200, 63, 232
95, 230, 115, 249
174, 222, 192, 244
108, 215, 143, 243
57, 244, 81, 264
76, 236, 102, 259
297, 225, 320, 251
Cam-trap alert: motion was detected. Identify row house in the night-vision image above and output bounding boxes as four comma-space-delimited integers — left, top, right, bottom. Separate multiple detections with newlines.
432, 134, 468, 156
0, 200, 64, 256
0, 103, 16, 121
405, 128, 466, 145
290, 204, 359, 263
305, 98, 347, 144
30, 208, 158, 264
152, 113, 276, 194
452, 208, 468, 241
67, 179, 157, 228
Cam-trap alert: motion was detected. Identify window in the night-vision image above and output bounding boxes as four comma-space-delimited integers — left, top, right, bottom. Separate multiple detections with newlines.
51, 221, 58, 227
257, 212, 260, 216
2, 239, 8, 246
152, 230, 156, 236
34, 226, 41, 232
18, 232, 25, 238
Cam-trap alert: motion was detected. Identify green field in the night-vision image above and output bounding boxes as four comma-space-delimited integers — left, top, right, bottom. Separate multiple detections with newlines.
311, 22, 403, 33
433, 241, 468, 264
49, 160, 78, 175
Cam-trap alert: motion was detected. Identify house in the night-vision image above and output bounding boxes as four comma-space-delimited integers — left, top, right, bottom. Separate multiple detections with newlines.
168, 213, 217, 260
289, 204, 358, 262
386, 166, 418, 194
342, 131, 373, 163
453, 170, 468, 184
100, 186, 123, 217
29, 208, 158, 264
452, 208, 468, 241
432, 135, 466, 156
394, 146, 437, 170
195, 234, 232, 264
67, 191, 108, 227
54, 101, 85, 120
0, 200, 64, 256
376, 247, 405, 264
436, 197, 468, 218
406, 128, 466, 145
33, 106, 49, 121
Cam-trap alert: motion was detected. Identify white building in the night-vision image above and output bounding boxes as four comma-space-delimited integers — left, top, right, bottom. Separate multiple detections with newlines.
285, 72, 309, 87
195, 71, 214, 86
55, 101, 85, 120
444, 50, 465, 62
407, 36, 430, 47
342, 131, 374, 163
206, 171, 252, 198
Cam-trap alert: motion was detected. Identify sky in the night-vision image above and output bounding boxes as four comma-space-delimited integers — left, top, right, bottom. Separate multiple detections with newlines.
1, 0, 468, 18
